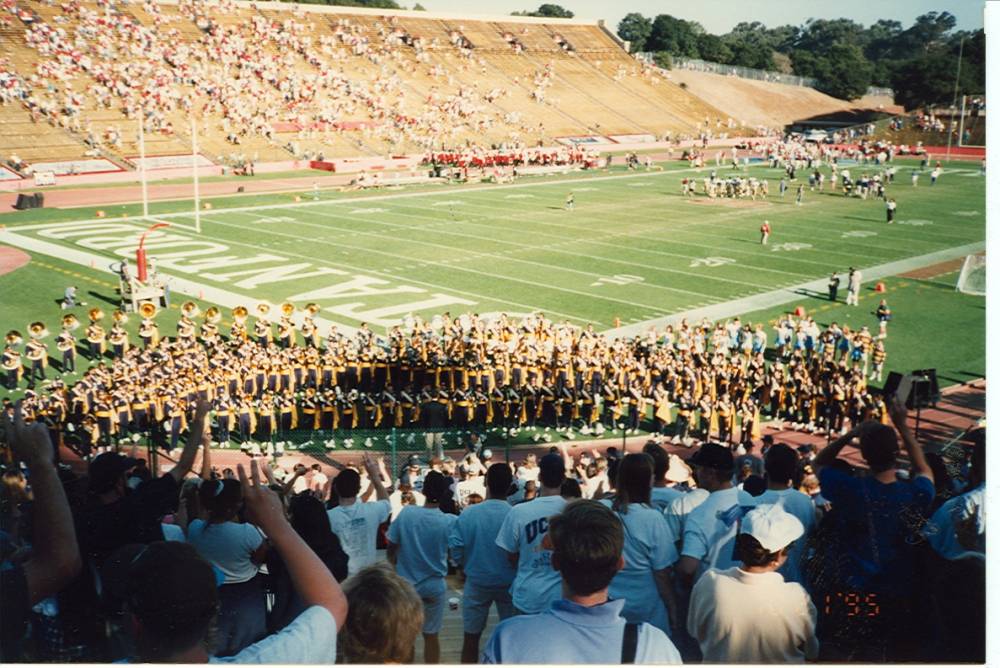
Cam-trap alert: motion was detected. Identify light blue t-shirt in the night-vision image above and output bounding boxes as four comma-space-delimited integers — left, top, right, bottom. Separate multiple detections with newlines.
681, 487, 752, 580
757, 488, 817, 585
448, 499, 516, 588
650, 486, 685, 512
600, 501, 679, 633
923, 484, 985, 560
186, 519, 263, 585
495, 494, 567, 614
387, 506, 457, 589
482, 598, 682, 664
212, 606, 337, 664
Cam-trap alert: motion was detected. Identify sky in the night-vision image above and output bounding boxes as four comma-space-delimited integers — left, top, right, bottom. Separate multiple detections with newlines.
412, 0, 985, 34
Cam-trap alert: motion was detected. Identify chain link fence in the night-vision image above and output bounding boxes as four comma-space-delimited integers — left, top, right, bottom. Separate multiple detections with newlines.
638, 53, 894, 99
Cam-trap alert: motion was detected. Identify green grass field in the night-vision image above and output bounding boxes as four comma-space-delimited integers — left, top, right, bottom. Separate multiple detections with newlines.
1, 157, 985, 397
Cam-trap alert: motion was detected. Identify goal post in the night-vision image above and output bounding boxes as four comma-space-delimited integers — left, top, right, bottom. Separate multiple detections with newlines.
955, 253, 986, 296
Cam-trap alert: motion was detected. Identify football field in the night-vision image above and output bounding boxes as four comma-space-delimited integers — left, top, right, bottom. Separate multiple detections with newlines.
1, 158, 985, 337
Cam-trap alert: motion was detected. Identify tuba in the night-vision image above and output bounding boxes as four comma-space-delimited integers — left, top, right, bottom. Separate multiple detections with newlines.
113, 309, 128, 325
181, 301, 201, 318
62, 314, 80, 331
281, 302, 296, 318
256, 303, 271, 317
305, 302, 320, 316
5, 330, 22, 346
89, 307, 105, 323
232, 305, 249, 324
205, 306, 222, 324
139, 302, 158, 319
28, 321, 49, 339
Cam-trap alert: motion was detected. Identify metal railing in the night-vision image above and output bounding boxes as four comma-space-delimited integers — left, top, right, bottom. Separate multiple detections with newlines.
638, 53, 894, 99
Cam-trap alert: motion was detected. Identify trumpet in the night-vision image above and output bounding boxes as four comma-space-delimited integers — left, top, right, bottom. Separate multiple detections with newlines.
281, 302, 296, 317
205, 306, 222, 324
181, 301, 201, 318
256, 303, 271, 317
232, 305, 249, 324
5, 330, 22, 346
62, 314, 80, 331
89, 307, 105, 322
28, 321, 49, 339
305, 302, 320, 316
113, 309, 128, 325
139, 302, 158, 319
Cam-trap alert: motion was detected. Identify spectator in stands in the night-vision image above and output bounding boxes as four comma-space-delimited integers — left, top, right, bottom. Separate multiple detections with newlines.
326, 454, 390, 578
386, 470, 456, 664
338, 563, 423, 664
811, 397, 934, 661
1, 404, 83, 662
448, 462, 516, 663
482, 500, 682, 663
756, 443, 817, 585
186, 476, 269, 656
603, 453, 679, 636
687, 504, 818, 662
643, 442, 685, 511
496, 453, 567, 615
267, 493, 348, 632
675, 443, 750, 587
124, 461, 347, 662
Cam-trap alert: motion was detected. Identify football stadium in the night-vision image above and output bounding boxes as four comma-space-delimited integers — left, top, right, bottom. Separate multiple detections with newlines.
0, 0, 989, 664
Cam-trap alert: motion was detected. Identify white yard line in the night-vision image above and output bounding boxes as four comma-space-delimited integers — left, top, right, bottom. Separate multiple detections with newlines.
602, 242, 986, 338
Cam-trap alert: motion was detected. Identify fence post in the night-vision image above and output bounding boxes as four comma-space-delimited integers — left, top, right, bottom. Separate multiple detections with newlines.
390, 427, 397, 477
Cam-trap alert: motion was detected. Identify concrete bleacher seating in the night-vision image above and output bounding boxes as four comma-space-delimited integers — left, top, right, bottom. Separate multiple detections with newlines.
668, 68, 900, 129
0, 0, 736, 170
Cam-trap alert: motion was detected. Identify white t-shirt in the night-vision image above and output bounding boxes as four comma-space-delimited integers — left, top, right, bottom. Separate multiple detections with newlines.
516, 465, 540, 483
212, 606, 338, 664
327, 500, 391, 577
923, 484, 985, 560
388, 488, 425, 521
455, 476, 487, 508
495, 494, 567, 614
687, 567, 818, 663
757, 488, 818, 585
186, 519, 263, 584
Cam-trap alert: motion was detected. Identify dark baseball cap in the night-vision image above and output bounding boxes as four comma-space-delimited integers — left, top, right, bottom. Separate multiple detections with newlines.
407, 454, 422, 468
688, 443, 734, 471
89, 453, 138, 494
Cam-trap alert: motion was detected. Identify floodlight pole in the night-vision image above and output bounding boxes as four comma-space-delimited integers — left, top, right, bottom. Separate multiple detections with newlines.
192, 114, 201, 234
138, 109, 149, 219
945, 38, 964, 163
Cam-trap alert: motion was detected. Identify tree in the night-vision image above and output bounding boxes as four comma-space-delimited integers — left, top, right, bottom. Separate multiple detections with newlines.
412, 2, 426, 9
647, 14, 700, 58
617, 12, 653, 53
512, 4, 574, 18
814, 43, 873, 100
695, 33, 731, 63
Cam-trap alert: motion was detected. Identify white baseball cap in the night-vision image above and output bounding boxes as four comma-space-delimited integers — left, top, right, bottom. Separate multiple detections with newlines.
739, 504, 805, 552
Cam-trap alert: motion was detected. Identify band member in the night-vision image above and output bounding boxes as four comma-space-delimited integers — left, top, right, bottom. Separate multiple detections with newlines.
3, 336, 23, 389
86, 311, 107, 360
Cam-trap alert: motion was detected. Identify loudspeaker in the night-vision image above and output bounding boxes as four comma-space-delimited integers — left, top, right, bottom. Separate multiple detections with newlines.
909, 369, 940, 408
33, 192, 44, 208
14, 193, 32, 210
882, 371, 905, 399
237, 186, 245, 193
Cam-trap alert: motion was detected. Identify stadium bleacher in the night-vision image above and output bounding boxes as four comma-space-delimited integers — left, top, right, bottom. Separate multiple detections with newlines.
0, 0, 734, 174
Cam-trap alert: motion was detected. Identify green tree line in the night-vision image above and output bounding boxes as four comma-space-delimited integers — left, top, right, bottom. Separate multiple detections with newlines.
617, 11, 984, 106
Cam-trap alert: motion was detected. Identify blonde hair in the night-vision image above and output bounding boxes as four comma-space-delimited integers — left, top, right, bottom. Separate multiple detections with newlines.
338, 563, 424, 664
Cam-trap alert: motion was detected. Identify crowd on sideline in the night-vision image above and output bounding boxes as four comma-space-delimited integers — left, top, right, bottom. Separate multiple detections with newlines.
1, 381, 985, 662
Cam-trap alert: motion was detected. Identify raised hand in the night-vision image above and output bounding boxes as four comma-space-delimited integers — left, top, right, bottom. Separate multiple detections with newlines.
3, 401, 54, 465
238, 460, 287, 533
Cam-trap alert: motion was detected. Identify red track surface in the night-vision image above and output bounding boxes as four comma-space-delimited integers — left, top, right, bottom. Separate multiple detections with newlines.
0, 245, 30, 275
